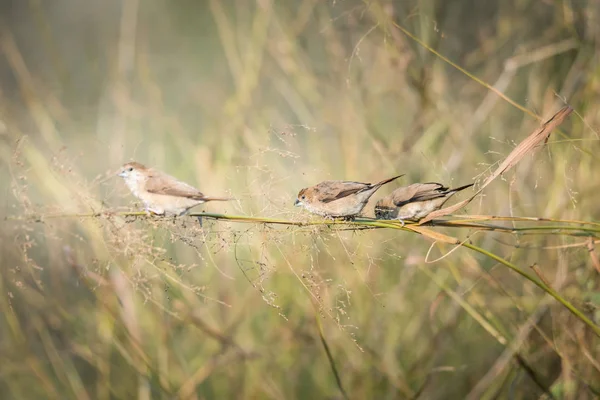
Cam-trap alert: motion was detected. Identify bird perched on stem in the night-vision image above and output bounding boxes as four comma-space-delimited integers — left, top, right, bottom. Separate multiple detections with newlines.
294, 175, 404, 219
118, 162, 232, 216
374, 182, 473, 225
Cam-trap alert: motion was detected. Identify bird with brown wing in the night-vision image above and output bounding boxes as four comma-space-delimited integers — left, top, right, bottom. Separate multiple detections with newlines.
294, 175, 404, 219
118, 162, 232, 216
374, 182, 473, 225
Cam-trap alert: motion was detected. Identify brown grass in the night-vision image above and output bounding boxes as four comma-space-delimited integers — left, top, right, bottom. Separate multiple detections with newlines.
1, 1, 600, 399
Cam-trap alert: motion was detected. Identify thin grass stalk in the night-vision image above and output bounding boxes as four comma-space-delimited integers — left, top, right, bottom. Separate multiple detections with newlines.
461, 242, 600, 337
9, 211, 600, 336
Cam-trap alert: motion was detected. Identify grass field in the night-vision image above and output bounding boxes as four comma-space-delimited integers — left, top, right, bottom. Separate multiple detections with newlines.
1, 0, 599, 398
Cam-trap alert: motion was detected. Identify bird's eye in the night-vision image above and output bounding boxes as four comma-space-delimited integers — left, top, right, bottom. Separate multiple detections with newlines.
127, 167, 133, 172
301, 195, 306, 200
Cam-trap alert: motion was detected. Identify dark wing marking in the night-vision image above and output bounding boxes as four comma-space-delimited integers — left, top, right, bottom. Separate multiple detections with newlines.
392, 183, 448, 206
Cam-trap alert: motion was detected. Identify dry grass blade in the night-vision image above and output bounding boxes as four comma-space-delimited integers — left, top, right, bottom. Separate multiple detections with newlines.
479, 106, 573, 187
419, 106, 573, 224
530, 263, 551, 287
4, 2, 600, 398
405, 225, 460, 244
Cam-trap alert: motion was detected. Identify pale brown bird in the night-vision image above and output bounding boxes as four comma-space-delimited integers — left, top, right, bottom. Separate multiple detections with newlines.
294, 175, 404, 219
374, 182, 473, 224
118, 162, 231, 216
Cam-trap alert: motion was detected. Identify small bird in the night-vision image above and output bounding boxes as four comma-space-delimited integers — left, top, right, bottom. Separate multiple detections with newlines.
294, 175, 404, 219
374, 182, 473, 225
117, 162, 231, 216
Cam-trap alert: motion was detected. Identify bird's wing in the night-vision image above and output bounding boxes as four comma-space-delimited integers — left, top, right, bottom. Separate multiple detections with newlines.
145, 170, 206, 200
317, 181, 370, 203
391, 183, 448, 205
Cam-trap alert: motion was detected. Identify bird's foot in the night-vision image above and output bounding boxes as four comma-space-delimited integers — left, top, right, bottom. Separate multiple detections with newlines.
398, 219, 405, 227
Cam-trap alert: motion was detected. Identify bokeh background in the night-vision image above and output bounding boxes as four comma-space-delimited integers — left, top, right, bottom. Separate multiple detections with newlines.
1, 0, 599, 398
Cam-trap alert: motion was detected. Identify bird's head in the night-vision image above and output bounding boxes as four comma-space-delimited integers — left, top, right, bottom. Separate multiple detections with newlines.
294, 187, 312, 207
118, 162, 149, 185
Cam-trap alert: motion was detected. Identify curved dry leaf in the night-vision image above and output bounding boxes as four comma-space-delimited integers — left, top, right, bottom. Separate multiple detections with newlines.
419, 106, 573, 224
405, 224, 460, 244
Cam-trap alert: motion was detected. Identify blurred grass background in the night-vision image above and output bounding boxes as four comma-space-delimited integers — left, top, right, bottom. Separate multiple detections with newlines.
1, 0, 600, 398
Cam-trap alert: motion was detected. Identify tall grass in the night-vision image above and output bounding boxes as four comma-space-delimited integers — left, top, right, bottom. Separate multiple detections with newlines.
1, 0, 599, 398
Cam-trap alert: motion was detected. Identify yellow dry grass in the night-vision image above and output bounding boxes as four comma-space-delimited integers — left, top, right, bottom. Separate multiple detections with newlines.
0, 1, 599, 399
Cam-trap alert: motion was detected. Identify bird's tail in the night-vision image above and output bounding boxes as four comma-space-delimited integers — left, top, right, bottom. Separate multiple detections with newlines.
374, 174, 404, 188
448, 183, 474, 193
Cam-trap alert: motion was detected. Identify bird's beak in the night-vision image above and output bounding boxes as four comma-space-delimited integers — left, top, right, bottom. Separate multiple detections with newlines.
117, 171, 126, 178
294, 199, 301, 207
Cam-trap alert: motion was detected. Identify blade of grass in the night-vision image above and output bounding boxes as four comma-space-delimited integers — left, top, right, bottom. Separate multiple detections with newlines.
314, 310, 349, 400
419, 267, 556, 400
461, 242, 600, 337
